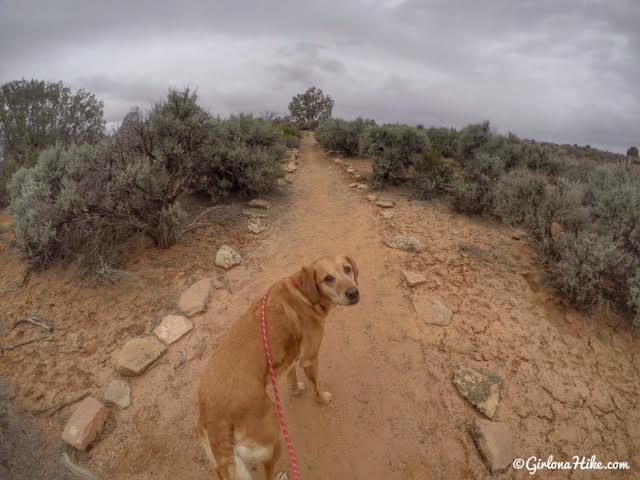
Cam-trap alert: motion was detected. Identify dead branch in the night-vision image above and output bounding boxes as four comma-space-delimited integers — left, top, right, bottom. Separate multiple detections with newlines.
1, 335, 51, 352
30, 392, 89, 416
182, 206, 225, 234
13, 314, 54, 333
61, 453, 99, 480
182, 222, 218, 234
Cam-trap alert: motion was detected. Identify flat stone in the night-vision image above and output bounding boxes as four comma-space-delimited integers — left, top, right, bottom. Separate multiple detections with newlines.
412, 295, 452, 326
346, 167, 356, 173
349, 183, 359, 188
248, 218, 267, 234
384, 236, 426, 253
153, 314, 193, 345
356, 183, 368, 190
61, 397, 109, 450
114, 337, 167, 376
104, 379, 131, 409
401, 270, 428, 287
376, 200, 395, 208
215, 245, 242, 270
379, 210, 395, 219
276, 178, 287, 186
247, 199, 271, 209
242, 209, 268, 218
469, 419, 513, 473
334, 158, 343, 164
178, 278, 212, 316
283, 162, 297, 173
366, 194, 378, 202
453, 366, 504, 419
352, 173, 362, 179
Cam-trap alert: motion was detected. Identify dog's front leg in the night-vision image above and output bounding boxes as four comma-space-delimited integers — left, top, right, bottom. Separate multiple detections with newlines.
287, 365, 306, 397
301, 356, 332, 405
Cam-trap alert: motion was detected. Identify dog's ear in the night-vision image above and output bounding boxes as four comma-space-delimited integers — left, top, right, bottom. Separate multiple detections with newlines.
346, 256, 359, 285
296, 264, 321, 304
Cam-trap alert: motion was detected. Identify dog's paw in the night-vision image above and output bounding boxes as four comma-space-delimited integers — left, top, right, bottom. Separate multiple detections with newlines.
291, 381, 306, 397
316, 391, 332, 405
275, 472, 288, 480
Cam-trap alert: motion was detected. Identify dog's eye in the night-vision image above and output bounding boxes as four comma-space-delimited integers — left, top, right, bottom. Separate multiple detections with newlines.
324, 275, 335, 283
344, 265, 352, 274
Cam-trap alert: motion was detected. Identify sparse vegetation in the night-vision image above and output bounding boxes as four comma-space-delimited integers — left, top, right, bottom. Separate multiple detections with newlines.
315, 118, 375, 156
9, 88, 286, 270
315, 115, 640, 325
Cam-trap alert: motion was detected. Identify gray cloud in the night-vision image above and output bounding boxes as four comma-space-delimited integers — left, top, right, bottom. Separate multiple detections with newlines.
0, 0, 638, 152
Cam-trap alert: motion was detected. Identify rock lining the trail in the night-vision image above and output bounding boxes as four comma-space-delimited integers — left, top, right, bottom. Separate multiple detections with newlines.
469, 419, 513, 473
178, 278, 212, 316
453, 366, 503, 419
153, 315, 193, 345
384, 236, 425, 252
103, 379, 131, 409
215, 245, 242, 269
412, 295, 453, 326
61, 397, 109, 450
375, 200, 395, 208
248, 218, 267, 234
367, 194, 378, 202
401, 270, 428, 287
247, 199, 271, 209
114, 337, 167, 376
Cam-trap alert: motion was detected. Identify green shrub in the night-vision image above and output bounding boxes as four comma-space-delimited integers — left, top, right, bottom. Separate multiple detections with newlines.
549, 232, 617, 307
194, 114, 286, 199
359, 124, 429, 186
456, 121, 491, 163
272, 121, 302, 149
494, 169, 549, 226
315, 118, 375, 156
425, 127, 458, 157
450, 153, 504, 213
412, 149, 457, 199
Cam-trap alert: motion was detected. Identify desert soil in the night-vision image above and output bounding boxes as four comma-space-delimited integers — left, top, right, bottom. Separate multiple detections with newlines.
1, 133, 639, 479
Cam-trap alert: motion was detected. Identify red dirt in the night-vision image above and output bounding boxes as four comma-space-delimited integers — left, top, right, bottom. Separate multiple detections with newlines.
0, 133, 638, 479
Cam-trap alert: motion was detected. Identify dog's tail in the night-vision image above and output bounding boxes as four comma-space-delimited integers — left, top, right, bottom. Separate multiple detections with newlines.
200, 421, 251, 480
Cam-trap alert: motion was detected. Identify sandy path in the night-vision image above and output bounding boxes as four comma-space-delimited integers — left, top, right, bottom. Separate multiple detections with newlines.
2, 133, 638, 479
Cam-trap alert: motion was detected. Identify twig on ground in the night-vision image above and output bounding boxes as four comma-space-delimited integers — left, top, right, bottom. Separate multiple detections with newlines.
13, 314, 54, 333
1, 335, 51, 352
182, 206, 225, 234
61, 453, 99, 480
182, 222, 218, 234
30, 392, 89, 416
174, 350, 187, 369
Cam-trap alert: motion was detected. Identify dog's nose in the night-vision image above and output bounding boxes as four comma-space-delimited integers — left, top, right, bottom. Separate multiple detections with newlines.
346, 287, 359, 302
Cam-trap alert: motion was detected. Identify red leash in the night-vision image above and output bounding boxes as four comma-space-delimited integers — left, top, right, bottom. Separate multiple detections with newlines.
260, 289, 302, 480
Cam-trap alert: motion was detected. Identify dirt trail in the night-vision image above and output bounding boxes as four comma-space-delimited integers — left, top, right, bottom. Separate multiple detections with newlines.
1, 133, 639, 479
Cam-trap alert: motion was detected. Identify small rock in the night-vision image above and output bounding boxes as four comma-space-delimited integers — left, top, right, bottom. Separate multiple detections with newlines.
242, 209, 268, 219
401, 270, 428, 287
352, 173, 362, 179
178, 278, 212, 316
469, 419, 513, 473
247, 199, 271, 209
379, 210, 395, 219
412, 295, 452, 326
153, 314, 193, 345
356, 183, 368, 190
276, 178, 287, 187
215, 245, 242, 270
283, 162, 297, 173
213, 278, 225, 290
334, 158, 343, 164
349, 183, 359, 188
367, 194, 378, 202
104, 379, 131, 409
384, 236, 426, 253
346, 167, 356, 173
61, 397, 109, 450
376, 200, 395, 208
284, 174, 295, 184
453, 366, 504, 419
114, 337, 167, 376
248, 218, 267, 234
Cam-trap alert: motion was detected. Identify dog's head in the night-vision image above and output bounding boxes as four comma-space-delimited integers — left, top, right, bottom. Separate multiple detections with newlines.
296, 255, 359, 306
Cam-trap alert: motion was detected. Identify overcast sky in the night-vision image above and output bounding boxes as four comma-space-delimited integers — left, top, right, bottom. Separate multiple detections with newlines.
1, 0, 638, 152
